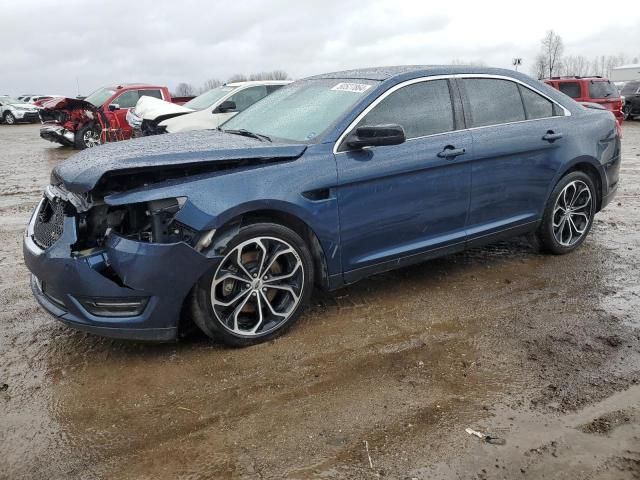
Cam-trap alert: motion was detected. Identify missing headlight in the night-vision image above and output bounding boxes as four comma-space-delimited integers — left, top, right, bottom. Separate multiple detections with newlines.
73, 197, 195, 251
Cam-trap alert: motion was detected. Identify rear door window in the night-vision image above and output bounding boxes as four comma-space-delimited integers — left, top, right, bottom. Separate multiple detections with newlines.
461, 78, 525, 127
357, 79, 454, 139
138, 89, 163, 100
558, 82, 581, 99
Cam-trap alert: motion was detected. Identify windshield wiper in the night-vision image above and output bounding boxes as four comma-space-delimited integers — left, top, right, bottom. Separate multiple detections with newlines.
219, 128, 271, 142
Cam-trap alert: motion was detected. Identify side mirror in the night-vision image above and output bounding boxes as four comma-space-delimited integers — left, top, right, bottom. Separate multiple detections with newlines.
346, 124, 406, 149
108, 103, 120, 111
214, 100, 237, 113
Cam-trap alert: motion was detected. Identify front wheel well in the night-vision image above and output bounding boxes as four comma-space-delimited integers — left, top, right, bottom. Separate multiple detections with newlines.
217, 209, 330, 290
565, 162, 602, 211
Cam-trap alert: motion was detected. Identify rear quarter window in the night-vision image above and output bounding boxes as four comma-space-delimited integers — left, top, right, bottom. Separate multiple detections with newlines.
558, 82, 581, 99
519, 86, 559, 119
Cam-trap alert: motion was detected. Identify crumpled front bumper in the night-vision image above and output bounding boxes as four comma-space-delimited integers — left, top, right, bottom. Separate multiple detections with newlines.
23, 199, 219, 341
40, 124, 75, 146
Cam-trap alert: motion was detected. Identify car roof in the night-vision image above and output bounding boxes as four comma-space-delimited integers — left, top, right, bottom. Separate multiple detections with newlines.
306, 65, 519, 82
225, 80, 292, 87
546, 76, 610, 82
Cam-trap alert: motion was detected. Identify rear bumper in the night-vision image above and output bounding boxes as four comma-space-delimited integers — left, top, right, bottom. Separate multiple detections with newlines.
599, 153, 621, 211
23, 199, 219, 341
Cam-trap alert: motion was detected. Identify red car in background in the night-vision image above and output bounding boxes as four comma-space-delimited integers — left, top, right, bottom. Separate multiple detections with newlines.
544, 76, 624, 124
39, 84, 193, 149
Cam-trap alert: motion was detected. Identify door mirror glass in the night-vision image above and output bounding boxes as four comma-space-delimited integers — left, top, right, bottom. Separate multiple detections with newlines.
346, 124, 406, 149
214, 100, 237, 113
108, 103, 120, 111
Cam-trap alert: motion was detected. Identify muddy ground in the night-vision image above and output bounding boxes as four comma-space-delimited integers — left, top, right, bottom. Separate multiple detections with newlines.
1, 123, 639, 480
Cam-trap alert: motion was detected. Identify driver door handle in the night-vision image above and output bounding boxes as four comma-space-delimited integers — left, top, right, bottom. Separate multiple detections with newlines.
437, 146, 466, 159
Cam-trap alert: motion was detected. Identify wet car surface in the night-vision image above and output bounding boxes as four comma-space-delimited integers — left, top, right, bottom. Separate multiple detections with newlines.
1, 123, 640, 479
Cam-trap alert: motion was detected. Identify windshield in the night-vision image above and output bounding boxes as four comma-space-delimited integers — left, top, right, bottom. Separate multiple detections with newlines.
588, 81, 618, 99
183, 86, 236, 110
621, 82, 640, 95
0, 97, 23, 104
222, 79, 379, 142
84, 87, 116, 107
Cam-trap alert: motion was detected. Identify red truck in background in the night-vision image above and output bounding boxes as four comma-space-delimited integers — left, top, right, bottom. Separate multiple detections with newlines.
544, 76, 624, 125
39, 84, 193, 149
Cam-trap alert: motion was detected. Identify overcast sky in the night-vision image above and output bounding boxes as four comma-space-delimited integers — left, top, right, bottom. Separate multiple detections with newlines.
2, 0, 640, 97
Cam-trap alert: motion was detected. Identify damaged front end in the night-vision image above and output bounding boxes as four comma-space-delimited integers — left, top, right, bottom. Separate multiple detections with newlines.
39, 97, 100, 148
23, 181, 218, 341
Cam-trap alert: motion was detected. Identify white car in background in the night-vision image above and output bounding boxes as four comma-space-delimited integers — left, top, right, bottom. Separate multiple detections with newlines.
0, 96, 40, 124
127, 80, 290, 135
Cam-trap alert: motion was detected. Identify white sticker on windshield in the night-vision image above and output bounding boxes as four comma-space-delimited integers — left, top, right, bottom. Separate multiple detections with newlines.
331, 82, 372, 93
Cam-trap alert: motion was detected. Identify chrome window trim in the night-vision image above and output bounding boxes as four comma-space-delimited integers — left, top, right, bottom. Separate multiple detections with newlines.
334, 73, 571, 155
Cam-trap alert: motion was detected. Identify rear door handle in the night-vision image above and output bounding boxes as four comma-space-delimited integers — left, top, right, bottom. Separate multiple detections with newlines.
437, 146, 466, 159
542, 131, 563, 142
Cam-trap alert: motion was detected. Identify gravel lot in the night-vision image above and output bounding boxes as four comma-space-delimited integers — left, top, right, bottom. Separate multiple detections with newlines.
1, 123, 639, 480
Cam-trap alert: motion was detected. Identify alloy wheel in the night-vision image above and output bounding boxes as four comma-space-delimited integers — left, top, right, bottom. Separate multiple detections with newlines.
83, 129, 101, 148
552, 180, 593, 247
5, 113, 15, 125
211, 236, 304, 336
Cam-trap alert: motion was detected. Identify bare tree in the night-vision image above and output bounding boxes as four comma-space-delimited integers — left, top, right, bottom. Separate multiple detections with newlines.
450, 59, 486, 66
270, 70, 289, 80
201, 78, 222, 93
227, 74, 248, 83
562, 55, 590, 77
540, 30, 564, 77
248, 70, 290, 81
174, 82, 195, 97
532, 54, 548, 80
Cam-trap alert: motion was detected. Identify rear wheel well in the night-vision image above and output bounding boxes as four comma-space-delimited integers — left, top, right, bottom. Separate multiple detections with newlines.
221, 209, 330, 290
565, 162, 602, 211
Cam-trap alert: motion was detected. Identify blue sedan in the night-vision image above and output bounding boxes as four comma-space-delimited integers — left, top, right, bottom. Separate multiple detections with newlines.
23, 66, 621, 345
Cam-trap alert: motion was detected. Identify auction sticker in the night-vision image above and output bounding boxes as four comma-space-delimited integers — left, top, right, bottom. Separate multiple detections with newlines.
331, 83, 372, 93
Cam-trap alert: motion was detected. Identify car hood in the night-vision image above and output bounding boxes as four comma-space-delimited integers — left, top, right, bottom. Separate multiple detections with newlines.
133, 96, 193, 121
53, 130, 308, 193
41, 96, 98, 111
8, 102, 38, 109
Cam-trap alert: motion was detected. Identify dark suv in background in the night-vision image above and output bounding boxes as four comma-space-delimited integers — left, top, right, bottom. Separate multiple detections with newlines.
621, 80, 640, 120
545, 76, 623, 124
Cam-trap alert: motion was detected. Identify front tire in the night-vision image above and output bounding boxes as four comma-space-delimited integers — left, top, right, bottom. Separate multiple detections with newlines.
537, 171, 596, 255
74, 123, 101, 149
3, 112, 16, 125
191, 223, 314, 346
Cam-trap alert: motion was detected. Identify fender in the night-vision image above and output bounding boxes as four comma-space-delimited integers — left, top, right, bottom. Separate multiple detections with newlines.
544, 155, 606, 211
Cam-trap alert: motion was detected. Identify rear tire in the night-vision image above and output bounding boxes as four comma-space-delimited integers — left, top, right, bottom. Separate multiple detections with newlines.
191, 222, 314, 347
537, 171, 596, 255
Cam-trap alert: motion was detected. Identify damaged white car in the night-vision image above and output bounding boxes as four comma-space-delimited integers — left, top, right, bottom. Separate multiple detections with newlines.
126, 80, 290, 135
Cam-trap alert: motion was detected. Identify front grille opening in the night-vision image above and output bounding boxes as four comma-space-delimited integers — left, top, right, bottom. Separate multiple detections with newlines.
33, 197, 68, 249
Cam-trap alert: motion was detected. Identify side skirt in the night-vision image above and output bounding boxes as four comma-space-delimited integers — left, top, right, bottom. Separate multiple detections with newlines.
337, 220, 540, 289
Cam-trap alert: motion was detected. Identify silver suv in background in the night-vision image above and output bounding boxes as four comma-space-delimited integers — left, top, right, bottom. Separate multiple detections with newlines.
0, 96, 40, 124
127, 81, 290, 135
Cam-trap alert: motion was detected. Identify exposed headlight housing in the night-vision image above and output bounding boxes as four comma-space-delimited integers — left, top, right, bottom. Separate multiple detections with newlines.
73, 197, 195, 251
